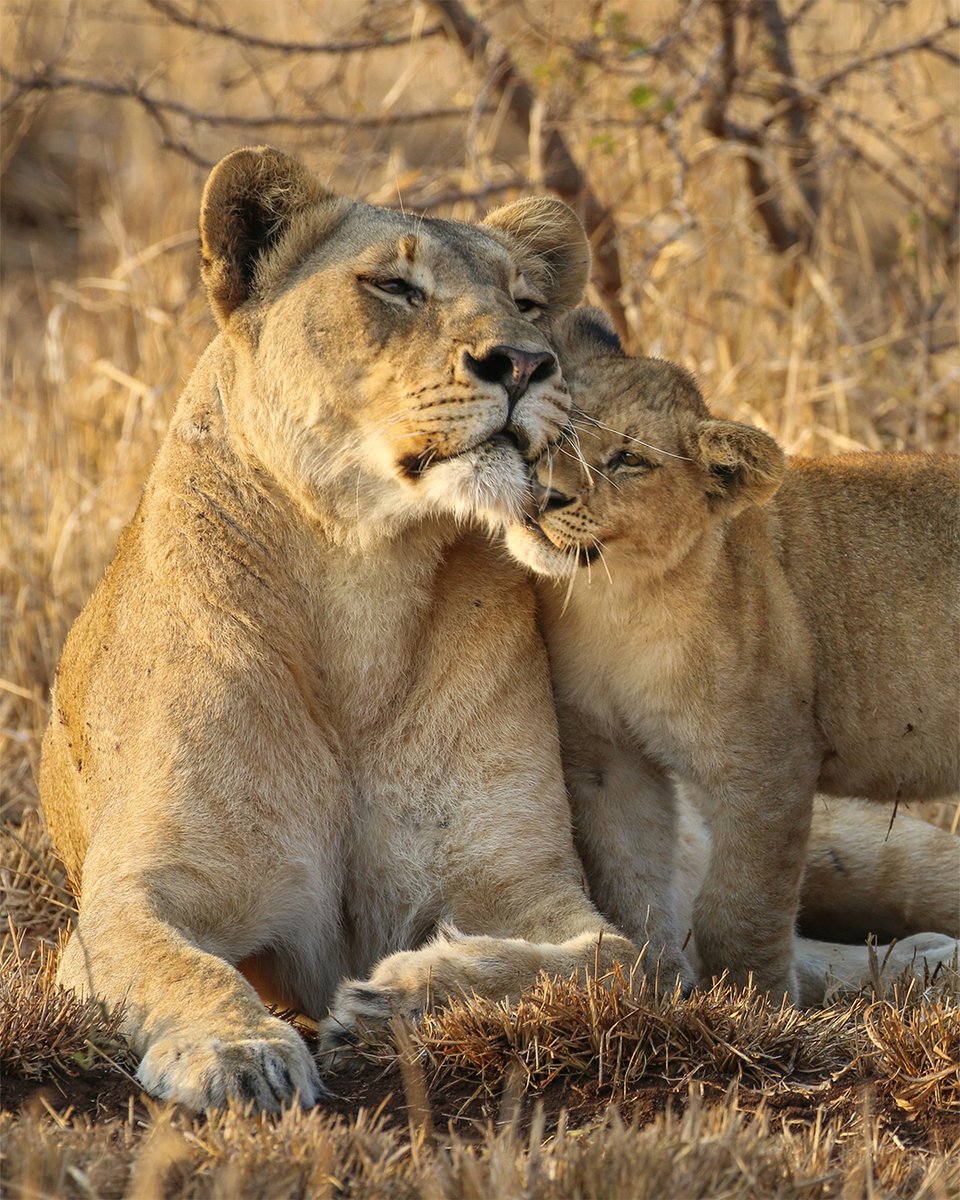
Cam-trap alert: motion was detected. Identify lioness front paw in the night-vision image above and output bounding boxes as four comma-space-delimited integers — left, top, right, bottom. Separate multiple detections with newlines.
318, 980, 411, 1070
136, 1019, 325, 1112
649, 947, 697, 997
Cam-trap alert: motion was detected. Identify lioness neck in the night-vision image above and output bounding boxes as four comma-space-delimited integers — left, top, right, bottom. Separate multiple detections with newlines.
144, 350, 470, 723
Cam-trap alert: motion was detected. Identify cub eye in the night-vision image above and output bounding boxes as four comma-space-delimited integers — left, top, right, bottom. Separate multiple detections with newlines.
608, 449, 655, 471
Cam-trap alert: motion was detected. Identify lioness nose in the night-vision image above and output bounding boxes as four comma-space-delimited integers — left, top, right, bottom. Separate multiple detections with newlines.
463, 345, 558, 406
536, 485, 575, 513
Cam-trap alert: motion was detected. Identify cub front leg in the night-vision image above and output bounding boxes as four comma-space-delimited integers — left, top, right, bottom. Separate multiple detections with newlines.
559, 704, 695, 992
692, 754, 818, 1002
58, 890, 324, 1112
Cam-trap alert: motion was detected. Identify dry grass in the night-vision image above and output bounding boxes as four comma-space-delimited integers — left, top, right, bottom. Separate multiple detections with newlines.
4, 1096, 959, 1200
2, 0, 958, 1194
0, 930, 132, 1083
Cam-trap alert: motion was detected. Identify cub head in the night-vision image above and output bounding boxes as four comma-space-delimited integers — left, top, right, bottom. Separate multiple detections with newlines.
197, 147, 590, 536
504, 309, 785, 579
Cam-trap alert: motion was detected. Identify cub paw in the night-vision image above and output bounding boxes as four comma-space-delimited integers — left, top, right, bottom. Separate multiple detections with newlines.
701, 962, 800, 1005
136, 1018, 325, 1112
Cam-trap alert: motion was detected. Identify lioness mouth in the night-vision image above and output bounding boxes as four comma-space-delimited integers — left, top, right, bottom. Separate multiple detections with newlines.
399, 430, 522, 480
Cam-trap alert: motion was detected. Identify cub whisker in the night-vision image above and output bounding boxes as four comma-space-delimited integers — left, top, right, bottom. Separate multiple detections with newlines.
579, 414, 693, 462
593, 538, 614, 586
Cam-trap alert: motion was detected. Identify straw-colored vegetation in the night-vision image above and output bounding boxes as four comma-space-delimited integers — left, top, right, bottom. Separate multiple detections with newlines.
2, 0, 957, 1195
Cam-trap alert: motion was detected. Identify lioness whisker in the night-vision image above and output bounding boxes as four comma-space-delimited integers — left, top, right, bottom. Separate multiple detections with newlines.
562, 424, 593, 485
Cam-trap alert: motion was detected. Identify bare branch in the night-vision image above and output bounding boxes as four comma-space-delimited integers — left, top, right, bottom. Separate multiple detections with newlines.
755, 0, 821, 231
815, 18, 959, 95
0, 67, 487, 132
143, 0, 443, 54
704, 0, 805, 252
429, 0, 629, 342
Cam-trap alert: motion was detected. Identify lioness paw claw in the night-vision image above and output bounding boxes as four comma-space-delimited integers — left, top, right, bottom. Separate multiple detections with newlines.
318, 980, 414, 1070
136, 1023, 325, 1113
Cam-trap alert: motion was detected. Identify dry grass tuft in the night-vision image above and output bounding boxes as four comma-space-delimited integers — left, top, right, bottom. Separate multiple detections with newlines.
4, 1083, 959, 1200
398, 967, 866, 1099
1, 802, 75, 942
863, 996, 960, 1119
0, 929, 132, 1083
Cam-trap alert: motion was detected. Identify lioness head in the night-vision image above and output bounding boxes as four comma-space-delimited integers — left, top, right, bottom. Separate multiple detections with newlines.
505, 309, 786, 578
198, 147, 590, 536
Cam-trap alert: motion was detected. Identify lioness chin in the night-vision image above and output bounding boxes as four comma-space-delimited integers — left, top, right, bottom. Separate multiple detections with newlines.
505, 309, 960, 1001
40, 149, 643, 1113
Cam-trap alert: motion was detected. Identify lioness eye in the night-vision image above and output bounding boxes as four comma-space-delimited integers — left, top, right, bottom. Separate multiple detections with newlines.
609, 450, 654, 471
361, 277, 424, 305
514, 297, 542, 315
376, 279, 409, 294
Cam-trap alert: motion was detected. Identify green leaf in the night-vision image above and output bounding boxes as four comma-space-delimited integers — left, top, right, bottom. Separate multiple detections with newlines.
629, 84, 656, 109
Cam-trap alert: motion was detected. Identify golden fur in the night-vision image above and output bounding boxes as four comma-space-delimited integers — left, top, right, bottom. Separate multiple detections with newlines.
506, 309, 960, 1000
41, 159, 957, 1115
41, 150, 642, 1112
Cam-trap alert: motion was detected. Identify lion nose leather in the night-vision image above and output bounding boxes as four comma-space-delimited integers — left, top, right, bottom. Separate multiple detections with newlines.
463, 345, 558, 407
536, 485, 575, 514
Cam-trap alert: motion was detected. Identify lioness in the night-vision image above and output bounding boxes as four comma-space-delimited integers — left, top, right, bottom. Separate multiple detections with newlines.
40, 148, 643, 1112
505, 309, 960, 1000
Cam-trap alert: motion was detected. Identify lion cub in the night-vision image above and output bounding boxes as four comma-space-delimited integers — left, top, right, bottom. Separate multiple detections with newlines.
506, 309, 960, 1001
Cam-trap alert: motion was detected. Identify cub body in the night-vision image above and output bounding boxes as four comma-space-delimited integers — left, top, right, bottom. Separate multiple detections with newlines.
506, 311, 960, 999
41, 152, 640, 1112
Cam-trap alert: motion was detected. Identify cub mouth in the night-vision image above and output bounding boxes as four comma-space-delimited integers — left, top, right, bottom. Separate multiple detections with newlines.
399, 430, 523, 481
517, 513, 600, 566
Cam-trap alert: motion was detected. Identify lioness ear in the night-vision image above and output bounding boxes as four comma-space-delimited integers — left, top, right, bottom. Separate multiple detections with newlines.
553, 307, 623, 366
696, 420, 785, 512
200, 146, 336, 327
481, 196, 590, 312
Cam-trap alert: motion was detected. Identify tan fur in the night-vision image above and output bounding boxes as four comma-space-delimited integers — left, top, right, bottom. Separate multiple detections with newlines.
506, 309, 960, 1001
40, 150, 638, 1113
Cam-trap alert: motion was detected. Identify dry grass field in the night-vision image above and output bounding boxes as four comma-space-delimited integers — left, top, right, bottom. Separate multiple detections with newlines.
2, 1, 958, 1195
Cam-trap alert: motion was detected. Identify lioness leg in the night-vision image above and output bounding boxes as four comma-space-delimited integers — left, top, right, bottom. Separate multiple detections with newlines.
319, 920, 639, 1062
793, 932, 959, 1005
319, 744, 641, 1060
58, 892, 325, 1112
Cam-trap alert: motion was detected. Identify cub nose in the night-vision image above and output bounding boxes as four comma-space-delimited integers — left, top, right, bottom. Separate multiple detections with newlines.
463, 345, 558, 406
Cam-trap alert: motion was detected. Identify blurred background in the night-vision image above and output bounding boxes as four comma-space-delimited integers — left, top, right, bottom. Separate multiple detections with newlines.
2, 0, 958, 857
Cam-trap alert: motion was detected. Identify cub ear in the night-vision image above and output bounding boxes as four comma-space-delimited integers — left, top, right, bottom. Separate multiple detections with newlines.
200, 146, 336, 327
696, 419, 785, 512
553, 307, 623, 366
481, 196, 590, 312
